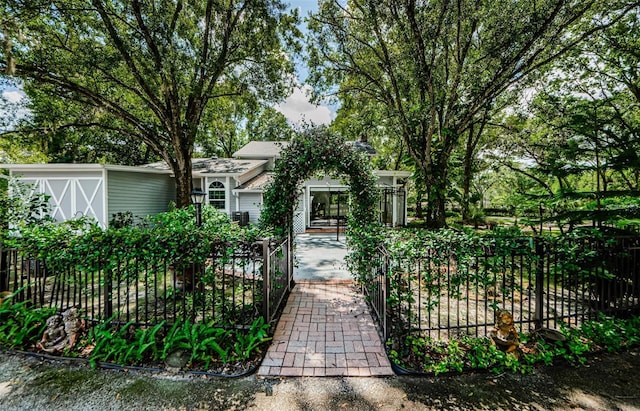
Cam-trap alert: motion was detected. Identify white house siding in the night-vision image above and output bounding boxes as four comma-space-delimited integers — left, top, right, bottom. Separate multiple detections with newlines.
11, 170, 106, 226
106, 170, 175, 224
375, 175, 395, 186
237, 193, 263, 225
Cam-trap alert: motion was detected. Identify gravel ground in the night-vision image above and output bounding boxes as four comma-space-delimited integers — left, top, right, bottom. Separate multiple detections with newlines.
2, 349, 640, 410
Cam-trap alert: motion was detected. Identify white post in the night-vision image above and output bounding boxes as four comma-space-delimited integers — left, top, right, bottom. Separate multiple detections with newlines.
392, 176, 398, 226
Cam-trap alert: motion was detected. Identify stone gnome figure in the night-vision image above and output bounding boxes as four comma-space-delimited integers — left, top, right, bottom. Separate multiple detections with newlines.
36, 307, 85, 353
489, 309, 520, 354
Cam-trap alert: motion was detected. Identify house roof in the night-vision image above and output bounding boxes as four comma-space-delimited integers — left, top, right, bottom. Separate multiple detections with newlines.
374, 170, 412, 178
233, 141, 289, 159
348, 140, 378, 155
143, 158, 268, 176
233, 172, 274, 192
232, 169, 410, 193
0, 163, 170, 174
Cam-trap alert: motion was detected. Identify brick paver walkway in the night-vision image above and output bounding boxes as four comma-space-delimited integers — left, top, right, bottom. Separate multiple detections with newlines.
257, 280, 394, 377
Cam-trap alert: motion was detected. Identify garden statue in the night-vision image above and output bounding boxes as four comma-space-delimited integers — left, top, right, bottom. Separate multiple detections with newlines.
490, 309, 520, 354
36, 307, 85, 353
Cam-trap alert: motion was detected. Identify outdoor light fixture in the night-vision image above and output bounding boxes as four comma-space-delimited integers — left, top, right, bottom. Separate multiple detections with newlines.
190, 188, 206, 205
191, 188, 206, 227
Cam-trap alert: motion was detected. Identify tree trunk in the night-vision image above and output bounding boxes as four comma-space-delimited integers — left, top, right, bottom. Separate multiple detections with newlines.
423, 165, 448, 228
461, 117, 488, 222
461, 131, 474, 222
173, 166, 193, 208
425, 194, 447, 228
170, 130, 195, 208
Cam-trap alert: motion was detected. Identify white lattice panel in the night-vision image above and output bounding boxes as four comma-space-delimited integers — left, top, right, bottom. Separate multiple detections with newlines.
293, 211, 305, 233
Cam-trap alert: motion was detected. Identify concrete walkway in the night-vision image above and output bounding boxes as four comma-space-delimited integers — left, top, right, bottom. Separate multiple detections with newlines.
293, 234, 351, 281
257, 280, 393, 377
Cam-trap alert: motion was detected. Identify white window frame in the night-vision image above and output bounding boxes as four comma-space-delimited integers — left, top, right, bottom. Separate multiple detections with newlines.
208, 181, 226, 210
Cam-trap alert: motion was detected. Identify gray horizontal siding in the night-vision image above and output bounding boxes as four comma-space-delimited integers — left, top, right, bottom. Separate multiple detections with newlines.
237, 193, 262, 224
107, 170, 175, 224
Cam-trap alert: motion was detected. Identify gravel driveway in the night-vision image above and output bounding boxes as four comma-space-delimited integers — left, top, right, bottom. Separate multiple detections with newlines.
2, 349, 640, 410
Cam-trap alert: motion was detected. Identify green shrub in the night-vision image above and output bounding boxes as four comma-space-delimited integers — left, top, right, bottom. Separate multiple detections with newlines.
0, 291, 56, 349
392, 315, 640, 375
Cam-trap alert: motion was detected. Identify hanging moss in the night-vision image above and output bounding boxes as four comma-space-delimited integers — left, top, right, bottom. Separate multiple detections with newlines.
259, 127, 382, 281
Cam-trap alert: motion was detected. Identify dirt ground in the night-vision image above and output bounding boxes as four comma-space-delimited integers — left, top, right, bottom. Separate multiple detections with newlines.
2, 349, 640, 410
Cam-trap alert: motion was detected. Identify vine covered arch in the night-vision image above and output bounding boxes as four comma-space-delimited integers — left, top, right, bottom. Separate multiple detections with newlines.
259, 127, 382, 279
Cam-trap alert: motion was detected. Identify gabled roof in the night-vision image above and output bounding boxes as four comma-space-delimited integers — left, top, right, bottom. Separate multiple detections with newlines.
233, 172, 274, 192
143, 158, 268, 176
233, 141, 289, 159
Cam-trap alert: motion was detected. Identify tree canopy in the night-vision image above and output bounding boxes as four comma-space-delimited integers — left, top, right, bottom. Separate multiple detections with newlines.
1, 0, 300, 206
308, 0, 639, 227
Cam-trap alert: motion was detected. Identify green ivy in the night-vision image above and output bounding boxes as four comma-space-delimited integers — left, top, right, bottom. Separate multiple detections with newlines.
6, 205, 268, 275
258, 127, 382, 281
0, 179, 54, 244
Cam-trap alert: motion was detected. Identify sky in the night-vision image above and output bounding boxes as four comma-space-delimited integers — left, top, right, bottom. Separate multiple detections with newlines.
275, 0, 335, 126
2, 88, 22, 104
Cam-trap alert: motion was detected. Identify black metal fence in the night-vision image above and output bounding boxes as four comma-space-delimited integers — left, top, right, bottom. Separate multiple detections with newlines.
364, 234, 640, 344
0, 237, 293, 328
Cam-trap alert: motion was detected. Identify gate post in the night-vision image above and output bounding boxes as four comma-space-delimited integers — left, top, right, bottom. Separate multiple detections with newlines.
0, 247, 8, 292
383, 251, 390, 341
288, 225, 294, 290
262, 239, 271, 323
534, 238, 545, 329
104, 268, 113, 320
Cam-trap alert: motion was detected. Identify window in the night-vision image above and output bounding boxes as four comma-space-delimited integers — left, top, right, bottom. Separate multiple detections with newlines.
208, 181, 225, 210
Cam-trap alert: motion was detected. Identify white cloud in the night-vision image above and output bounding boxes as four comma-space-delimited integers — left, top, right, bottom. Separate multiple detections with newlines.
2, 89, 25, 103
275, 84, 333, 126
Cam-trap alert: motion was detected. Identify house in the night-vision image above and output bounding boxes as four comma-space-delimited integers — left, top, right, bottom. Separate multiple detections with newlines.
3, 141, 410, 232
1, 163, 174, 227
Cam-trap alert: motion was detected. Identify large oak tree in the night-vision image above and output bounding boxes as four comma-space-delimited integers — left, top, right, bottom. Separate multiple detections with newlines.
308, 0, 638, 227
1, 0, 299, 206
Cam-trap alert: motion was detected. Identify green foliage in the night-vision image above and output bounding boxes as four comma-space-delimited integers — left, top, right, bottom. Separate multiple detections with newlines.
580, 314, 640, 352
549, 227, 606, 280
0, 179, 53, 242
82, 317, 270, 371
0, 291, 56, 349
259, 127, 382, 282
4, 0, 300, 205
161, 320, 232, 368
87, 320, 165, 368
232, 316, 271, 361
109, 211, 134, 229
392, 315, 640, 375
7, 205, 267, 275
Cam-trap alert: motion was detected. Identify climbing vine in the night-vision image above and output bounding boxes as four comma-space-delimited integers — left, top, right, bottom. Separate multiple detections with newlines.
259, 127, 382, 280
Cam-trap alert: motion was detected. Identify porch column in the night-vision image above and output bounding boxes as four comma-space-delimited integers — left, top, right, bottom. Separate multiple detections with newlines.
392, 176, 398, 227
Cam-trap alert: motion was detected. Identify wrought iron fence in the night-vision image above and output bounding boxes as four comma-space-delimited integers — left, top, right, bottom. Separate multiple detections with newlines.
0, 237, 292, 328
364, 235, 640, 345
